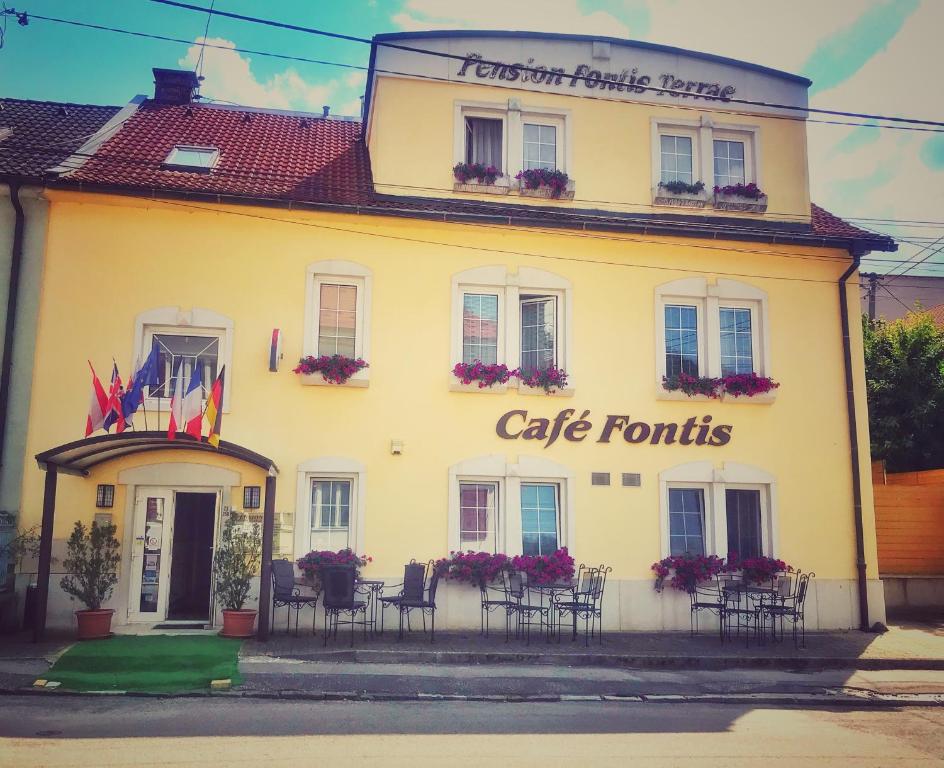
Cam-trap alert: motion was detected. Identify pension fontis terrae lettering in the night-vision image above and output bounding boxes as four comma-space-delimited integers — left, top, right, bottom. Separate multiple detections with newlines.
456, 53, 738, 101
496, 410, 734, 449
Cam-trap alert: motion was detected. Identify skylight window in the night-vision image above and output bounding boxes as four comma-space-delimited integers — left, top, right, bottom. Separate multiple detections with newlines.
0, 128, 11, 143
163, 145, 219, 172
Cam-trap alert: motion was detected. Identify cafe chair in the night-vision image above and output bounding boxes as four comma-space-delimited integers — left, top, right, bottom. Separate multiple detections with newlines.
397, 560, 441, 643
270, 558, 319, 636
762, 571, 814, 648
321, 563, 369, 647
379, 560, 427, 634
555, 565, 611, 646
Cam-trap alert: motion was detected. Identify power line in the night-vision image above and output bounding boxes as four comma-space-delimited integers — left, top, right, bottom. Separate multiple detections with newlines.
147, 0, 944, 131
5, 6, 944, 136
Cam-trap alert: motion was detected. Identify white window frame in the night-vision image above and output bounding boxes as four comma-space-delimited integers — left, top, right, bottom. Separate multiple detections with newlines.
450, 266, 574, 394
307, 476, 356, 552
456, 476, 505, 554
460, 288, 504, 367
447, 454, 575, 557
163, 145, 220, 172
454, 100, 572, 182
654, 277, 772, 401
519, 480, 563, 557
132, 306, 234, 412
659, 461, 777, 560
304, 260, 372, 386
294, 457, 366, 559
651, 117, 762, 201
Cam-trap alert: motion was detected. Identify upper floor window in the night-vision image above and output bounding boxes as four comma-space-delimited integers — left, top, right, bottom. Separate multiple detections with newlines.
132, 307, 233, 410
451, 266, 572, 392
523, 123, 557, 171
163, 145, 219, 173
465, 116, 503, 168
660, 135, 694, 185
654, 278, 771, 399
304, 260, 372, 385
713, 139, 746, 188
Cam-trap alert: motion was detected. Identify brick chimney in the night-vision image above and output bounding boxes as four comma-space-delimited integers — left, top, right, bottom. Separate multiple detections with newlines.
152, 68, 200, 105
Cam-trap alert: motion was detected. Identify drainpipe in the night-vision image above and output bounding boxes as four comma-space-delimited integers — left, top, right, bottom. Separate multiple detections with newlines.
0, 181, 26, 483
838, 248, 870, 631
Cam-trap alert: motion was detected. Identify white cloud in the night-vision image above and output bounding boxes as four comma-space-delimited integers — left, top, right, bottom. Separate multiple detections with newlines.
392, 0, 632, 37
345, 70, 368, 89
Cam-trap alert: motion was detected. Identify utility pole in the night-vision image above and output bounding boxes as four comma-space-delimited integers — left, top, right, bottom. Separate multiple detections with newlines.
862, 272, 881, 321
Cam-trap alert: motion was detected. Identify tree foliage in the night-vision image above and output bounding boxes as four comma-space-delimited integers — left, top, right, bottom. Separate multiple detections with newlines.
863, 311, 944, 471
60, 520, 120, 611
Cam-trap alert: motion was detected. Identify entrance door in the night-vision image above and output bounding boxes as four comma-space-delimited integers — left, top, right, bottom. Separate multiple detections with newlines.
129, 487, 174, 622
167, 492, 216, 620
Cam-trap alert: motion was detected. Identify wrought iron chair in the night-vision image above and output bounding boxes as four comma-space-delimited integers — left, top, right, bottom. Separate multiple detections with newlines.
479, 575, 511, 637
762, 571, 814, 648
321, 563, 369, 647
379, 561, 427, 634
555, 565, 611, 646
720, 573, 765, 647
397, 560, 441, 642
689, 574, 731, 640
270, 559, 319, 635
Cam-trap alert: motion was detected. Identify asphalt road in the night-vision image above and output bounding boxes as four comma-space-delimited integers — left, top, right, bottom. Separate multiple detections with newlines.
2, 697, 943, 767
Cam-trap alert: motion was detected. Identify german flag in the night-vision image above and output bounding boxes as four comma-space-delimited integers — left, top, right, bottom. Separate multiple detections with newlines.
205, 366, 225, 448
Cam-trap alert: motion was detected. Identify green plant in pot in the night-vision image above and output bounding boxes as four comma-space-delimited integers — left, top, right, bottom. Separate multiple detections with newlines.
213, 514, 262, 638
60, 520, 120, 640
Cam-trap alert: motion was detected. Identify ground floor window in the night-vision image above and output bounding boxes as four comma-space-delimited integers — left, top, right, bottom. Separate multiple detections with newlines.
309, 478, 352, 551
520, 483, 560, 556
725, 488, 763, 560
459, 482, 499, 552
668, 487, 706, 556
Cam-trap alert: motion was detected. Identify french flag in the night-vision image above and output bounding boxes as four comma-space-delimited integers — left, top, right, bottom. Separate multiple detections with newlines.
167, 361, 184, 440
182, 362, 204, 439
85, 362, 108, 437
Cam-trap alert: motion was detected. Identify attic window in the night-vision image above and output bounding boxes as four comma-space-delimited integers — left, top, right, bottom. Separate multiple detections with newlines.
0, 128, 11, 143
162, 145, 219, 173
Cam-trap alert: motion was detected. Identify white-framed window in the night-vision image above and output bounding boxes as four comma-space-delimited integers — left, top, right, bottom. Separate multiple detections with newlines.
448, 455, 575, 556
651, 118, 761, 199
163, 145, 219, 172
451, 266, 573, 392
132, 307, 234, 411
660, 134, 695, 185
654, 278, 771, 397
304, 260, 372, 385
295, 457, 366, 558
459, 481, 499, 552
660, 462, 777, 560
454, 101, 571, 181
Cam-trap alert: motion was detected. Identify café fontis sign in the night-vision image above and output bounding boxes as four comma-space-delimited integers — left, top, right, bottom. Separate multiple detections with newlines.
496, 409, 733, 449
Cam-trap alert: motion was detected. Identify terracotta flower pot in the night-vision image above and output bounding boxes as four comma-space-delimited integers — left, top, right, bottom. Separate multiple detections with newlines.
75, 608, 114, 640
220, 608, 257, 638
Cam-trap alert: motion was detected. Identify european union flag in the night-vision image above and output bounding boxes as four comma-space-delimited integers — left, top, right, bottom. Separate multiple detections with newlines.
122, 345, 161, 423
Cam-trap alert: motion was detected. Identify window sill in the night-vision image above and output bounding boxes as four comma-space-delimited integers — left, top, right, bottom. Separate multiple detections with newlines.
298, 373, 369, 388
517, 179, 576, 201
713, 193, 768, 213
655, 386, 777, 404
453, 179, 512, 196
449, 381, 509, 394
516, 383, 575, 398
652, 187, 709, 209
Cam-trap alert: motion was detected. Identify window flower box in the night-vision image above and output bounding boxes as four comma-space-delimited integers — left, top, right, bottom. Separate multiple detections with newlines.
452, 361, 514, 390
294, 354, 368, 385
652, 554, 725, 593
516, 364, 569, 394
453, 163, 510, 195
662, 372, 778, 399
434, 551, 510, 586
653, 181, 708, 209
713, 183, 768, 213
297, 549, 371, 591
515, 169, 575, 200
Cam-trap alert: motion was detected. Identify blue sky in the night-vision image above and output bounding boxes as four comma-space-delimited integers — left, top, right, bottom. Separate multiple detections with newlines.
1, 0, 942, 276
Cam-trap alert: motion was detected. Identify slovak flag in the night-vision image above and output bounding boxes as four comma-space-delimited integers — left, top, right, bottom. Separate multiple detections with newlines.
85, 361, 109, 437
102, 363, 126, 434
167, 361, 184, 440
182, 362, 203, 439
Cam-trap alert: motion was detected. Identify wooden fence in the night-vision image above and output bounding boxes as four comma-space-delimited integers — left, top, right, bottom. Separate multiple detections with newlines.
873, 461, 944, 575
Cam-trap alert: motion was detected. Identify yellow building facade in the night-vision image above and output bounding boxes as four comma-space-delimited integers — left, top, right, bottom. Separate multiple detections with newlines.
17, 32, 894, 633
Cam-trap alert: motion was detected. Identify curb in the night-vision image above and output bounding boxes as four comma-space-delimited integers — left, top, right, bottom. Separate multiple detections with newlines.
3, 686, 942, 707
243, 649, 944, 672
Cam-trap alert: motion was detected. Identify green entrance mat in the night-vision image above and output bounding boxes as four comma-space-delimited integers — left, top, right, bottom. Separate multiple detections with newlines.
45, 635, 243, 693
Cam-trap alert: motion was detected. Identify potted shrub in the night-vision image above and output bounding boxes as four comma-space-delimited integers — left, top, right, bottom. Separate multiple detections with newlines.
713, 182, 768, 213
515, 169, 575, 200
213, 515, 262, 638
653, 180, 708, 208
59, 520, 120, 640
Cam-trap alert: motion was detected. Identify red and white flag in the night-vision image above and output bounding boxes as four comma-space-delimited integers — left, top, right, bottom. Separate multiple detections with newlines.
167, 362, 184, 440
182, 362, 203, 439
102, 362, 126, 433
85, 361, 109, 437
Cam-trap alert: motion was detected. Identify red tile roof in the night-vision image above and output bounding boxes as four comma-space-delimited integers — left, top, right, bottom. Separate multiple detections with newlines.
59, 99, 895, 252
0, 98, 120, 178
69, 101, 370, 205
926, 303, 944, 328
